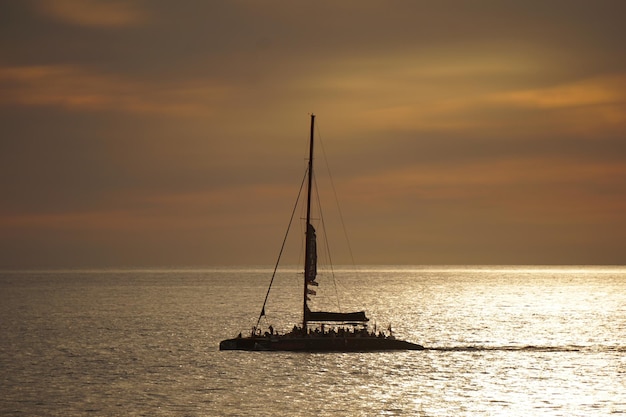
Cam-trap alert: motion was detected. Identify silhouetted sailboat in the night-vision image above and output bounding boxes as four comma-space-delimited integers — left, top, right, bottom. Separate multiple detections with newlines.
220, 115, 423, 351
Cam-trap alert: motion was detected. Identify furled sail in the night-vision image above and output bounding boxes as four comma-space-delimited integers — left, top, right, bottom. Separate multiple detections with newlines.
305, 223, 317, 284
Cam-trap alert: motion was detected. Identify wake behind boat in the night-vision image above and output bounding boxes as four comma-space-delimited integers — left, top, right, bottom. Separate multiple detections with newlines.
220, 115, 423, 352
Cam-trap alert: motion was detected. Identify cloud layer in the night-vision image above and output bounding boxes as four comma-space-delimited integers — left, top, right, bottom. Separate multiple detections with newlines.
1, 1, 625, 267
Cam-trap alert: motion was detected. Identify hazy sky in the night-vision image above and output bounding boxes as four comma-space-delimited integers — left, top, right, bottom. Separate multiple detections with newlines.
1, 0, 625, 267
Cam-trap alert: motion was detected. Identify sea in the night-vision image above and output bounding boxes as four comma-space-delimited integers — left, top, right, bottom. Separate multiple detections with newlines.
0, 266, 624, 416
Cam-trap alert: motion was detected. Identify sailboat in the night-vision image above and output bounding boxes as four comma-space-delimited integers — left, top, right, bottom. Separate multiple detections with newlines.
219, 115, 423, 351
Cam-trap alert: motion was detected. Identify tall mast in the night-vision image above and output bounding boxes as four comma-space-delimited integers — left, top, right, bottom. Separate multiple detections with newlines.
303, 114, 315, 330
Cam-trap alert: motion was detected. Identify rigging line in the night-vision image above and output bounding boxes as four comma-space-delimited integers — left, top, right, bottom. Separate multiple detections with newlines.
254, 168, 308, 331
316, 122, 360, 273
313, 175, 342, 313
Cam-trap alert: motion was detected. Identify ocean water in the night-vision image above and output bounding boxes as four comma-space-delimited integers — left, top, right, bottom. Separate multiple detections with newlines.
0, 266, 624, 416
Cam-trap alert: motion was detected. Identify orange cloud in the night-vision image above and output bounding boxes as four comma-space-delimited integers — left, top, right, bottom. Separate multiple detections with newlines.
341, 156, 626, 222
492, 74, 626, 109
287, 48, 545, 129
0, 65, 231, 117
290, 46, 626, 137
357, 73, 626, 135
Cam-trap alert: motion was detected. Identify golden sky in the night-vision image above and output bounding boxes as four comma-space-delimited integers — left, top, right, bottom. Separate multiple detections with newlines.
1, 0, 625, 267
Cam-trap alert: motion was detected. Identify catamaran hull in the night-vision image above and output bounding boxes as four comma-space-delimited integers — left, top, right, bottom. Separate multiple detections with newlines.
219, 336, 424, 351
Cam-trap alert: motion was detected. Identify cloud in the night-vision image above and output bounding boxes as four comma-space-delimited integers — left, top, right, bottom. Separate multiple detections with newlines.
492, 74, 626, 109
355, 72, 626, 136
0, 65, 231, 117
35, 0, 149, 27
341, 155, 626, 223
